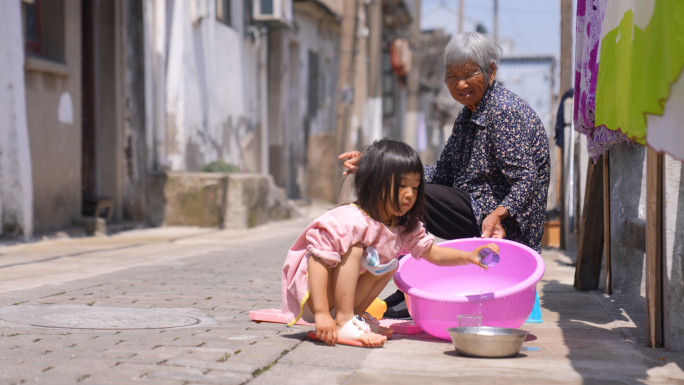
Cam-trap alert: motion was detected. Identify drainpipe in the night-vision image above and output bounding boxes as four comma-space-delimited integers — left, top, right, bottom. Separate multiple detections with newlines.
249, 25, 269, 175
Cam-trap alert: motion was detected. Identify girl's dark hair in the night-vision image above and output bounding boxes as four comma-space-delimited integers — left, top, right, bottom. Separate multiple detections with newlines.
354, 138, 426, 234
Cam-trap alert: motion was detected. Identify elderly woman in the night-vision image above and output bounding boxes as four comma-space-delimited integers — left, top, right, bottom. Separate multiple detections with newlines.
341, 32, 550, 318
342, 31, 550, 254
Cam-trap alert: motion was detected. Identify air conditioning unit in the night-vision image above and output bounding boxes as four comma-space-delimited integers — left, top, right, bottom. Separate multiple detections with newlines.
253, 0, 292, 23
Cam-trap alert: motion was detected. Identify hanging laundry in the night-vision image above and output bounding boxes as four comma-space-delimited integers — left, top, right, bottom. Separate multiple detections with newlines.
554, 88, 574, 149
596, 1, 684, 146
574, 0, 684, 162
646, 73, 684, 162
573, 0, 628, 163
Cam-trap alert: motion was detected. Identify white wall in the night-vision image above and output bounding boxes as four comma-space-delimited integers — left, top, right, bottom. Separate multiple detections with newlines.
165, 0, 251, 172
664, 155, 684, 351
240, 26, 263, 174
241, 30, 260, 138
271, 6, 341, 199
0, 1, 33, 239
290, 12, 339, 137
143, 0, 168, 172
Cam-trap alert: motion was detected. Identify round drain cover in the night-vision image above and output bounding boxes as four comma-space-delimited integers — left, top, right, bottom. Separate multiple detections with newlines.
0, 306, 203, 330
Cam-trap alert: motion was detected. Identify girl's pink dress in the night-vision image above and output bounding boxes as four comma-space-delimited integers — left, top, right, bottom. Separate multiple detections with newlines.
280, 204, 434, 326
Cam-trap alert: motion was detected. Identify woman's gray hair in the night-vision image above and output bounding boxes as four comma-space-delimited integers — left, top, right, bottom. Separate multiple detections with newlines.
443, 32, 502, 79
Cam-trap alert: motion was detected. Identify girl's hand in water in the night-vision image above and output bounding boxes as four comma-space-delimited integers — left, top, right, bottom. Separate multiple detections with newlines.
471, 243, 500, 270
314, 312, 338, 345
338, 151, 362, 175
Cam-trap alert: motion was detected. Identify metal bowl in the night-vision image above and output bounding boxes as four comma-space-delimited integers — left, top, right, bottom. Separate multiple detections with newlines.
447, 326, 527, 358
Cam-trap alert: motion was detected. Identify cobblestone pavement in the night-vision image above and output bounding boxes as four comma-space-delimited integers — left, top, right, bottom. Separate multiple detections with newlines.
1, 205, 683, 385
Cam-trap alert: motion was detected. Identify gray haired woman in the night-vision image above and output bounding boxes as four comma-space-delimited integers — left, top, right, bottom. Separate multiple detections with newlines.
340, 32, 550, 317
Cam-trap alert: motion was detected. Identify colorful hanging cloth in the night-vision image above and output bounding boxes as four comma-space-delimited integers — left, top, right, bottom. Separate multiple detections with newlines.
574, 0, 684, 162
573, 0, 628, 163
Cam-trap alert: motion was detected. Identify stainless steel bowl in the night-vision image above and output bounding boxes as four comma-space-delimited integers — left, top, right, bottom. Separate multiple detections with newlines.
447, 327, 527, 358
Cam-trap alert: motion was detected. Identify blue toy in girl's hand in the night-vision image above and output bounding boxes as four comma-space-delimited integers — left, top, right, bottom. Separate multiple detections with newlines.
478, 247, 500, 267
362, 247, 398, 276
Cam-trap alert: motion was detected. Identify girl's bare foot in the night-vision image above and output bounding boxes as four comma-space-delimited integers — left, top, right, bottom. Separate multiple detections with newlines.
357, 331, 387, 347
337, 315, 386, 348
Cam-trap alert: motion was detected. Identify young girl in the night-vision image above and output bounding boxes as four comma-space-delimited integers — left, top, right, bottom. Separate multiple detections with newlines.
281, 138, 498, 347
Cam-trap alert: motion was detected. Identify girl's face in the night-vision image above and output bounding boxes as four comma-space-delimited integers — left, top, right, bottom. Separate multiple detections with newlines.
380, 172, 421, 223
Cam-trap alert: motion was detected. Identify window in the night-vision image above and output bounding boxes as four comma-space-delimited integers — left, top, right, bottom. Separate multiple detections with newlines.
23, 0, 40, 55
217, 0, 231, 26
259, 0, 274, 15
21, 0, 65, 62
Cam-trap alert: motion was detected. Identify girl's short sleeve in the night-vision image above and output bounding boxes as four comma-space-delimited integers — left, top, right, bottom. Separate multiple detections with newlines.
400, 222, 434, 259
305, 209, 366, 268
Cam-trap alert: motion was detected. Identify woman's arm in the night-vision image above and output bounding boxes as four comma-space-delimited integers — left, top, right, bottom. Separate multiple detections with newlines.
421, 243, 498, 269
491, 109, 539, 223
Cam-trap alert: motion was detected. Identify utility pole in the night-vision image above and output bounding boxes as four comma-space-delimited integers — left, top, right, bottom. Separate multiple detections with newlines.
559, 0, 573, 249
366, 0, 383, 142
560, 0, 573, 95
459, 0, 464, 34
405, 0, 422, 150
334, 0, 360, 200
493, 0, 498, 44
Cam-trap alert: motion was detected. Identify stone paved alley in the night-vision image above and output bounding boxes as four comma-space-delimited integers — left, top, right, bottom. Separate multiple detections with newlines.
0, 204, 683, 385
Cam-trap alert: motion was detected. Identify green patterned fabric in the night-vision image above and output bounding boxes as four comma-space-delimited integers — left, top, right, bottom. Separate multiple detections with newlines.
595, 0, 684, 144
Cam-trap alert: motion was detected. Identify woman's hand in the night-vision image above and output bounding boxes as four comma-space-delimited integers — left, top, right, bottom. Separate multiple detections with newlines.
314, 312, 338, 345
481, 206, 509, 239
338, 151, 362, 176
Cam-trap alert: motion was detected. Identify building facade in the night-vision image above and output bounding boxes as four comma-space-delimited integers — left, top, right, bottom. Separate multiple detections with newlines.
0, 0, 423, 239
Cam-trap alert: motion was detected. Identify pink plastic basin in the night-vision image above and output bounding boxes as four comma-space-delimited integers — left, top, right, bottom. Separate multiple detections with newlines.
393, 238, 545, 340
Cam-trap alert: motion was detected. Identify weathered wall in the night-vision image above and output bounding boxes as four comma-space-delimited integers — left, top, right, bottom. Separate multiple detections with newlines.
0, 1, 34, 239
24, 0, 82, 234
122, 0, 148, 223
225, 174, 296, 229
240, 20, 262, 175
306, 134, 338, 203
317, 0, 343, 15
162, 173, 227, 227
609, 141, 647, 296
269, 3, 340, 201
165, 0, 252, 173
608, 143, 684, 350
158, 172, 298, 229
664, 155, 684, 351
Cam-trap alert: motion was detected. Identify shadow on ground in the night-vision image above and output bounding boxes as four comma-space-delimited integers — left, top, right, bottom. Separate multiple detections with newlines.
543, 279, 684, 384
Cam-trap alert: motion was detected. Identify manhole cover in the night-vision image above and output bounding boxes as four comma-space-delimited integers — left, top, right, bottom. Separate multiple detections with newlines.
0, 306, 204, 330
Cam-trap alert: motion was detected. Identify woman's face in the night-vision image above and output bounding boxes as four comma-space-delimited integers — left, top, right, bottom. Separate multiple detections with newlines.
445, 61, 496, 112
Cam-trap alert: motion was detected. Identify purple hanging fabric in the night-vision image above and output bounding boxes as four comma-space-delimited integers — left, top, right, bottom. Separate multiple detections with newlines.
573, 0, 628, 162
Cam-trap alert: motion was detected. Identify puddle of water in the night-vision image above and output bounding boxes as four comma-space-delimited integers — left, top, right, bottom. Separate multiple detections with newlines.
521, 347, 541, 352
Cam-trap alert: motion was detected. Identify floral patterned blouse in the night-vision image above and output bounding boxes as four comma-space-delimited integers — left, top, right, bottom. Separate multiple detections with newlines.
424, 81, 550, 253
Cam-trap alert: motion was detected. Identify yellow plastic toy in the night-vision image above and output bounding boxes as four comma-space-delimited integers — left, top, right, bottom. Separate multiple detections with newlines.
365, 297, 387, 320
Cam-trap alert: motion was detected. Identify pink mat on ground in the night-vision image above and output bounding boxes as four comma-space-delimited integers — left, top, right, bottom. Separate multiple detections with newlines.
248, 308, 422, 335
